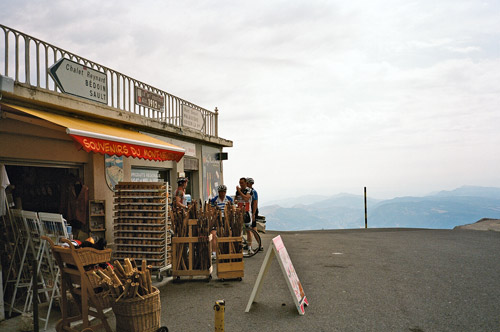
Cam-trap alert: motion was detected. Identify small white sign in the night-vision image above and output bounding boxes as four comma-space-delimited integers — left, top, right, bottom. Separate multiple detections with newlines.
182, 105, 205, 131
49, 58, 108, 104
171, 139, 196, 157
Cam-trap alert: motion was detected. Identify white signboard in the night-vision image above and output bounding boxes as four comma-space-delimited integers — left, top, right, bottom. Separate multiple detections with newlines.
246, 235, 309, 315
49, 58, 108, 104
182, 105, 205, 131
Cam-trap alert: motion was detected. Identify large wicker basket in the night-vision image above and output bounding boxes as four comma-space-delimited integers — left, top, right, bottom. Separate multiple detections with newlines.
76, 247, 112, 266
111, 286, 161, 332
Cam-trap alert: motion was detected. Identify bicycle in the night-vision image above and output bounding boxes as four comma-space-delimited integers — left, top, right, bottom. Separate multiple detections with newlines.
242, 225, 261, 258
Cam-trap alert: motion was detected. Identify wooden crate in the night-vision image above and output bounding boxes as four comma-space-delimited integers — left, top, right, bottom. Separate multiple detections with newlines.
216, 236, 244, 280
172, 219, 212, 280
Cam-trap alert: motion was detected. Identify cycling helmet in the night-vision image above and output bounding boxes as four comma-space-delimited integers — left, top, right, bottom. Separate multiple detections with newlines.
177, 177, 188, 184
217, 184, 227, 192
246, 177, 254, 185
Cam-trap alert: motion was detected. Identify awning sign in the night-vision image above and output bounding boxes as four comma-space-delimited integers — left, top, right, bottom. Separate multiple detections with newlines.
71, 135, 184, 162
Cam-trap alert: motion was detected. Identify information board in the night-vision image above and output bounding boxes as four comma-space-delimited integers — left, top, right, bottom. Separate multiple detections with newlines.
245, 235, 309, 315
49, 58, 107, 104
135, 86, 165, 112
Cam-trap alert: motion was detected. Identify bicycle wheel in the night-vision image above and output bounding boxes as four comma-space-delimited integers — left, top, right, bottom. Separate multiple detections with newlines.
242, 228, 261, 258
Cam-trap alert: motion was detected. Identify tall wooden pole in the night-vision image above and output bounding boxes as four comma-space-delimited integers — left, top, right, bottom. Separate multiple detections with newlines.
364, 187, 367, 229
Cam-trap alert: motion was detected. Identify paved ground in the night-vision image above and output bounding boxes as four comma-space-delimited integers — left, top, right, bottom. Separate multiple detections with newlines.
2, 228, 500, 331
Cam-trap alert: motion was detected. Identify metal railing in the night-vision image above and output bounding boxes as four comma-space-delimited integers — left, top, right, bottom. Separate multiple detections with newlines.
0, 24, 218, 137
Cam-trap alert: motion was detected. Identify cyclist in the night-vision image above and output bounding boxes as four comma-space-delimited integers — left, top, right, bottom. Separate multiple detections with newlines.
210, 184, 233, 260
247, 177, 262, 251
246, 177, 258, 228
174, 177, 188, 211
235, 177, 254, 254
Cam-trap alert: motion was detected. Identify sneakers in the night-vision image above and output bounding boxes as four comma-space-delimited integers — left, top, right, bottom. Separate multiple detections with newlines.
248, 248, 254, 255
212, 252, 217, 261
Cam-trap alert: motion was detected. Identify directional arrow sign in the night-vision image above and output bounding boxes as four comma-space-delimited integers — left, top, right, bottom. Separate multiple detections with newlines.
49, 58, 108, 104
182, 105, 205, 131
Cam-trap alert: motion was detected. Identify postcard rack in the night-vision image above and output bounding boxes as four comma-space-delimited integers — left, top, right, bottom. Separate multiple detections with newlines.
112, 182, 171, 281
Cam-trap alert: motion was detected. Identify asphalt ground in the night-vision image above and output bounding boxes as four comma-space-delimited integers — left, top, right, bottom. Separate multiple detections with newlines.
2, 228, 499, 331
159, 228, 500, 332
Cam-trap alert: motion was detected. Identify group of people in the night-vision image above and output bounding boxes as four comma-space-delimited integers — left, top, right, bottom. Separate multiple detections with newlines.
173, 176, 259, 260
210, 177, 259, 259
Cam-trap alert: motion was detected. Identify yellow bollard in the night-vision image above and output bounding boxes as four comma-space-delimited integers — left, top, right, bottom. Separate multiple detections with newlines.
214, 299, 225, 332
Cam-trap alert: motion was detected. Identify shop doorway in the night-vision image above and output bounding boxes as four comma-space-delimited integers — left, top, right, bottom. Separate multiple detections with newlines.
4, 164, 83, 214
184, 170, 198, 200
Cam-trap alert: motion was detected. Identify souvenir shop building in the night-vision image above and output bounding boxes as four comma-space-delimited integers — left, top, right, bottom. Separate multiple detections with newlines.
0, 24, 232, 243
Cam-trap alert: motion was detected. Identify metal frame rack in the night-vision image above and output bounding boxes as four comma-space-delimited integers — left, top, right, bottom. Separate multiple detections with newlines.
112, 182, 171, 281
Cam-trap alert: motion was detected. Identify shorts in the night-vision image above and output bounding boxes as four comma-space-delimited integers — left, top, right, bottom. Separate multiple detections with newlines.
244, 212, 251, 227
244, 212, 257, 228
212, 217, 224, 231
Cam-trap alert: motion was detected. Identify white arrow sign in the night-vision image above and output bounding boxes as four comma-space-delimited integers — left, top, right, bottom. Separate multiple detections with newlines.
49, 58, 108, 104
182, 105, 205, 131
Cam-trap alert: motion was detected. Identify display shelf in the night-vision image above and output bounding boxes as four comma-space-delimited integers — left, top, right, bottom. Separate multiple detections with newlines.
112, 181, 172, 281
89, 200, 106, 236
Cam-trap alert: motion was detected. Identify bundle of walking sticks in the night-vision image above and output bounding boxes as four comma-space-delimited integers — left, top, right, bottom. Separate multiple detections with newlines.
93, 258, 154, 302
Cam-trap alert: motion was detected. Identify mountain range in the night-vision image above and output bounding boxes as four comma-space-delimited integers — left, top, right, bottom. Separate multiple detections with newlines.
260, 186, 500, 231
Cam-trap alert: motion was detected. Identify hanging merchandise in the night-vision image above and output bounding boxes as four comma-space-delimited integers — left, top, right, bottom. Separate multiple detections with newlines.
60, 175, 89, 225
0, 164, 10, 216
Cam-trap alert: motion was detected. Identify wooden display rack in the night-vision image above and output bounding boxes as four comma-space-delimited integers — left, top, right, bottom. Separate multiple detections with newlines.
42, 237, 112, 332
113, 182, 172, 281
216, 236, 244, 281
172, 219, 212, 281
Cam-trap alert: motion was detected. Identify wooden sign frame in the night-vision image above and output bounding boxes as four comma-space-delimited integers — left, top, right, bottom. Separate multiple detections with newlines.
245, 235, 308, 315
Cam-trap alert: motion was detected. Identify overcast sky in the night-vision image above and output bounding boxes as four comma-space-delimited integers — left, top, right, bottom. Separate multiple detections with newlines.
2, 0, 499, 204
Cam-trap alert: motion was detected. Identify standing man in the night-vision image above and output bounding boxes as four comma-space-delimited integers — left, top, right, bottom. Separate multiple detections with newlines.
174, 177, 188, 211
235, 177, 254, 253
210, 184, 233, 260
246, 177, 258, 226
247, 177, 262, 251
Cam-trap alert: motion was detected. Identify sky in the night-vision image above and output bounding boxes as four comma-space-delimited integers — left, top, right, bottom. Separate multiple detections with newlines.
1, 0, 499, 205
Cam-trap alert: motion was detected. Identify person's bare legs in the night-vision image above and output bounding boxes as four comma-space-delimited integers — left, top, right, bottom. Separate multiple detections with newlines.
211, 229, 217, 259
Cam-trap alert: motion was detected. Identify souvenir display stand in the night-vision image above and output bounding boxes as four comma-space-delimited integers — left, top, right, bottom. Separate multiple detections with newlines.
112, 182, 172, 281
215, 205, 244, 280
42, 236, 112, 332
171, 218, 212, 281
215, 236, 244, 280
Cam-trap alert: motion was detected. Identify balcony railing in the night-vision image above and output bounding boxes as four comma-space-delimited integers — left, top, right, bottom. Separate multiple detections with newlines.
0, 24, 218, 137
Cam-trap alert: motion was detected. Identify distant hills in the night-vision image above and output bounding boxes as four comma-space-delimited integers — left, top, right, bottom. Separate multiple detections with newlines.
260, 186, 500, 231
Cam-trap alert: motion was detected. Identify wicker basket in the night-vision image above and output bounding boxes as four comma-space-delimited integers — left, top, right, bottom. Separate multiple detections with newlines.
111, 286, 161, 332
76, 247, 112, 266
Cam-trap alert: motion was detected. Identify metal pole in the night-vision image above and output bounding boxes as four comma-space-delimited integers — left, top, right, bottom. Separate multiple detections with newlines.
364, 187, 367, 229
214, 299, 225, 332
32, 257, 39, 332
